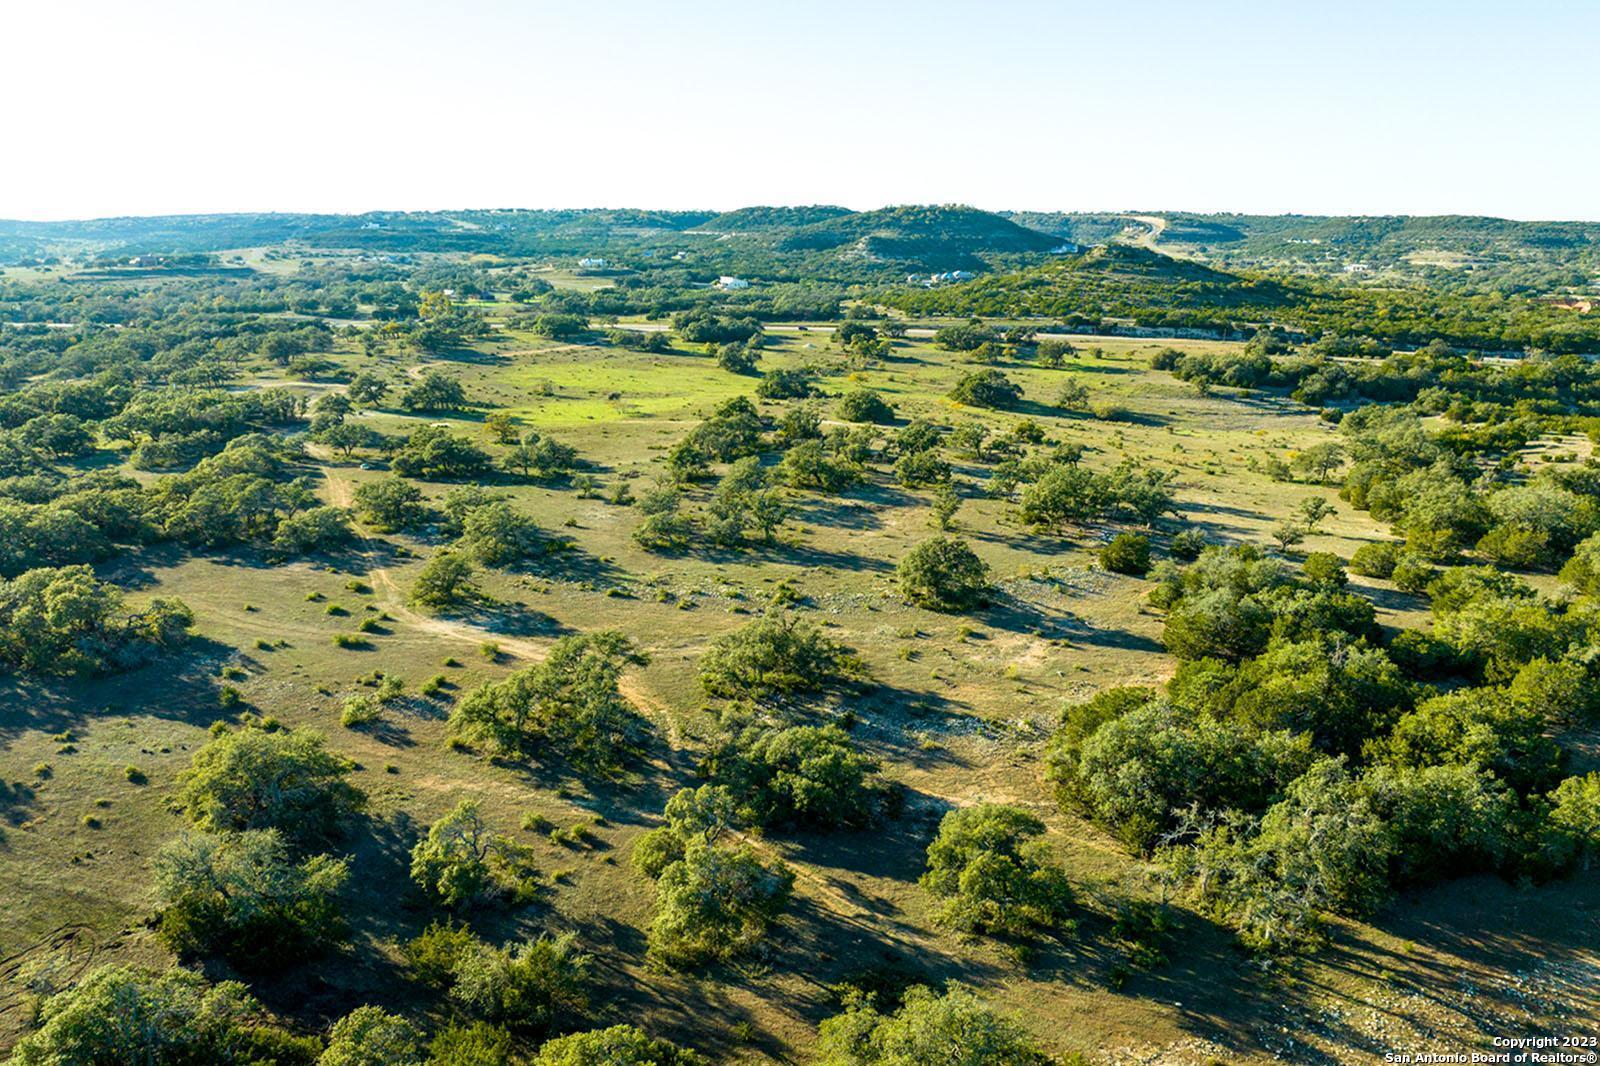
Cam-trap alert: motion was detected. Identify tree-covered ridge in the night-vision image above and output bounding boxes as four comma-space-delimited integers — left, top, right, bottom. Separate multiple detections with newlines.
1138, 211, 1599, 296
0, 204, 1052, 274
694, 205, 855, 232
885, 243, 1600, 352
0, 209, 721, 261
777, 204, 1060, 258
9, 206, 1599, 317
1001, 211, 1133, 246
1160, 212, 1600, 259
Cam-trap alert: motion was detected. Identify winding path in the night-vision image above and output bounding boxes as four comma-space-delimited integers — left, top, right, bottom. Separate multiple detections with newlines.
317, 453, 545, 660
315, 452, 667, 731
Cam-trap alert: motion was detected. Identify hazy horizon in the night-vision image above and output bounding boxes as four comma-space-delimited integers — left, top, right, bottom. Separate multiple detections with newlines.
6, 203, 1599, 226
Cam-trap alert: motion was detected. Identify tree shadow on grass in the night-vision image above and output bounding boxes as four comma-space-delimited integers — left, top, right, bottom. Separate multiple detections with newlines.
645, 533, 895, 577
0, 639, 232, 742
101, 539, 409, 590
239, 811, 440, 1033
0, 779, 38, 830
569, 878, 960, 1063
1349, 580, 1427, 615
437, 600, 573, 641
1056, 359, 1136, 377
845, 686, 984, 770
1260, 875, 1600, 1060
339, 807, 564, 965
532, 544, 628, 587
353, 718, 416, 749
1060, 617, 1166, 655
851, 479, 922, 510
1127, 871, 1600, 1064
768, 542, 896, 574
772, 802, 943, 901
976, 590, 1159, 650
442, 724, 688, 832
420, 347, 512, 368
564, 914, 647, 981
1057, 404, 1171, 428
1020, 893, 1297, 1057
964, 525, 1081, 557
920, 574, 1162, 653
589, 947, 774, 1064
789, 495, 887, 532
291, 539, 407, 577
1182, 498, 1275, 522
753, 893, 1005, 1038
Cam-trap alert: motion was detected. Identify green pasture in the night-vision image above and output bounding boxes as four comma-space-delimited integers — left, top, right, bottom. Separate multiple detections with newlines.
2, 322, 1591, 1061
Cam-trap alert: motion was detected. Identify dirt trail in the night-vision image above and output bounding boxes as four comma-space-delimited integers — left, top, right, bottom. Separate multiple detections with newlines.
317, 455, 545, 660
316, 453, 667, 732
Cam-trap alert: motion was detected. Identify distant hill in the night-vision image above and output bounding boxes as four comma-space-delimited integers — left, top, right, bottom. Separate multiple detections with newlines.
989, 210, 1600, 296
4, 207, 1597, 296
775, 204, 1059, 269
997, 211, 1600, 259
885, 243, 1600, 353
1135, 213, 1600, 294
1002, 212, 1136, 247
695, 205, 854, 232
1130, 212, 1600, 263
0, 209, 718, 259
0, 213, 341, 257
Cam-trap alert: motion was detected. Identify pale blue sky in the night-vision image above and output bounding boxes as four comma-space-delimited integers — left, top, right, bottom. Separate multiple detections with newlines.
4, 0, 1596, 220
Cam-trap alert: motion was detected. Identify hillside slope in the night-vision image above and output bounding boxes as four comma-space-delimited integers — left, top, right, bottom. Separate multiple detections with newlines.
885, 243, 1600, 351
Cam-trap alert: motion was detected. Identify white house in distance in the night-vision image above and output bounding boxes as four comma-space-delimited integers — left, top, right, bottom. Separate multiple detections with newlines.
908, 270, 975, 286
578, 257, 607, 269
717, 276, 751, 290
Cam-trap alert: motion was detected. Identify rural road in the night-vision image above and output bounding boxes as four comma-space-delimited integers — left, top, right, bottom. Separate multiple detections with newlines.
316, 454, 546, 661
1125, 213, 1169, 251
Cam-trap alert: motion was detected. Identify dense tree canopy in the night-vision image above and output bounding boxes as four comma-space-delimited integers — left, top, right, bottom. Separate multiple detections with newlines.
647, 840, 795, 968
175, 725, 364, 848
817, 983, 1055, 1066
896, 536, 990, 611
948, 369, 1022, 409
0, 565, 192, 675
450, 631, 648, 772
531, 1025, 706, 1066
5, 966, 316, 1066
698, 610, 861, 697
920, 804, 1074, 938
154, 829, 348, 970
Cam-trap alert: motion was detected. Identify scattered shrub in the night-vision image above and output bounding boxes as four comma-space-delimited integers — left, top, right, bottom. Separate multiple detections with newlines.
896, 536, 990, 611
1099, 533, 1151, 576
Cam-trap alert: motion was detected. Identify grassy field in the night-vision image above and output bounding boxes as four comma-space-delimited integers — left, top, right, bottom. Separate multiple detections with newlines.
1, 313, 1594, 1062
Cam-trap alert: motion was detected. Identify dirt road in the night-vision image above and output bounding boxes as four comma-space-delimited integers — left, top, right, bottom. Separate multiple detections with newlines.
316, 454, 668, 731
317, 455, 546, 661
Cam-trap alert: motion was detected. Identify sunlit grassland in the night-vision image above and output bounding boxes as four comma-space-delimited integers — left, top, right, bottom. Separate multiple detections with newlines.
2, 324, 1589, 1061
